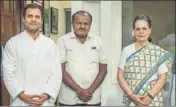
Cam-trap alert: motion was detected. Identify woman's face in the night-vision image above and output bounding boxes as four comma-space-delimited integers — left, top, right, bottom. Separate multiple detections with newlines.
134, 20, 151, 42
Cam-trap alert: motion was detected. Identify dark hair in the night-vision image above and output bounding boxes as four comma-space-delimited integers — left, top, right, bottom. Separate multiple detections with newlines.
22, 3, 43, 20
133, 14, 152, 42
72, 10, 92, 24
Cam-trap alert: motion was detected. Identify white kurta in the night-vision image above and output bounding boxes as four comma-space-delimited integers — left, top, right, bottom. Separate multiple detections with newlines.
2, 31, 62, 106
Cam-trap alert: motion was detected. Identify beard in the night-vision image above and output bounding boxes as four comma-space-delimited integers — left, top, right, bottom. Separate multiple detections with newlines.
27, 28, 40, 33
74, 32, 87, 38
25, 24, 41, 33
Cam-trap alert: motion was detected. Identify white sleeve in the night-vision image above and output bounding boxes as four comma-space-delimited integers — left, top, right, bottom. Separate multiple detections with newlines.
57, 38, 67, 63
2, 39, 24, 100
43, 43, 62, 103
158, 62, 168, 75
118, 48, 128, 70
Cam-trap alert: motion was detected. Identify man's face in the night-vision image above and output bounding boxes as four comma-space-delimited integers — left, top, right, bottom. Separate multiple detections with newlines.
72, 14, 91, 37
24, 8, 42, 33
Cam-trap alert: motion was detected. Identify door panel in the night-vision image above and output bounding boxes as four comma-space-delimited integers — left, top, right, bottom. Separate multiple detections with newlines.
0, 0, 26, 106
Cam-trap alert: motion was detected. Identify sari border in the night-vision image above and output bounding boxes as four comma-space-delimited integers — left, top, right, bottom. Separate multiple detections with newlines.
125, 49, 174, 106
126, 44, 147, 62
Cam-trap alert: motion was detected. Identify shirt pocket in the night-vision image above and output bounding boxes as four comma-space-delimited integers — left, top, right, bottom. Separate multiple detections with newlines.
66, 48, 76, 61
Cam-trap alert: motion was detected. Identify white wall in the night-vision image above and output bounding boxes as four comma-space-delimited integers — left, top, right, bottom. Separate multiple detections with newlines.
50, 1, 71, 42
100, 1, 123, 106
26, 1, 31, 4
83, 1, 100, 37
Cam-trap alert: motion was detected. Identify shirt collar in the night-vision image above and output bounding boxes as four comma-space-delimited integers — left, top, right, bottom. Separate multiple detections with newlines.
70, 32, 92, 39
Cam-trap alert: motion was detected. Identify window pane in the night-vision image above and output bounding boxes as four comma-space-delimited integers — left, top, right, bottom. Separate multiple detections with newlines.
65, 10, 71, 34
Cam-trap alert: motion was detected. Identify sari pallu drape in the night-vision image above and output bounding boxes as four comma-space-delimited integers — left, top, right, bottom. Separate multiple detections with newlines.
122, 43, 174, 106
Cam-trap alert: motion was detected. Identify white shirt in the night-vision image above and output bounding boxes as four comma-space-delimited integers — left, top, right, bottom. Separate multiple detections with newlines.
2, 30, 62, 106
118, 43, 168, 87
57, 32, 107, 105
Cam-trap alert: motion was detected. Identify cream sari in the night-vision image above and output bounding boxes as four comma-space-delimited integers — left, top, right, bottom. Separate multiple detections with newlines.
123, 43, 174, 106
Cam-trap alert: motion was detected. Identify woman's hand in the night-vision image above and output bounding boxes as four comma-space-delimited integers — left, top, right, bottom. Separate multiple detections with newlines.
141, 95, 153, 106
129, 94, 145, 106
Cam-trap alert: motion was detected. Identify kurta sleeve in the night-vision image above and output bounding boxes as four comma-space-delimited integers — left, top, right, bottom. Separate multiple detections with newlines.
43, 43, 62, 103
2, 39, 24, 100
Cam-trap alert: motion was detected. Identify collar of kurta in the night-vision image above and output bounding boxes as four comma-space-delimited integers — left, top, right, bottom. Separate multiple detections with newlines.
23, 30, 42, 40
70, 32, 92, 39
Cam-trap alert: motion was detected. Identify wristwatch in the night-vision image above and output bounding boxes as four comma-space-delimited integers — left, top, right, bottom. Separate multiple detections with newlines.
147, 93, 154, 100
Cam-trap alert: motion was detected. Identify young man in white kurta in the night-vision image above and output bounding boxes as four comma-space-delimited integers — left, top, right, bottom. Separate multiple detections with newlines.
57, 32, 107, 105
3, 30, 62, 106
2, 3, 62, 106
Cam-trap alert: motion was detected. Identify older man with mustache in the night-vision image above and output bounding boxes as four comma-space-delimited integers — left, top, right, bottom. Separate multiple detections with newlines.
57, 10, 108, 106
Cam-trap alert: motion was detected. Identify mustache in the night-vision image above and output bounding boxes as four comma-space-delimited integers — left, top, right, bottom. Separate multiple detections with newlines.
79, 28, 86, 31
30, 23, 37, 25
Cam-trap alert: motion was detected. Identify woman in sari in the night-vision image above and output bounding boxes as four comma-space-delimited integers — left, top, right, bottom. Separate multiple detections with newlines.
117, 14, 174, 106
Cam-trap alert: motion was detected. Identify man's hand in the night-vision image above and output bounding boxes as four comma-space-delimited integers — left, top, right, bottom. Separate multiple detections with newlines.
18, 91, 43, 106
87, 88, 94, 95
78, 89, 92, 102
31, 93, 49, 106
